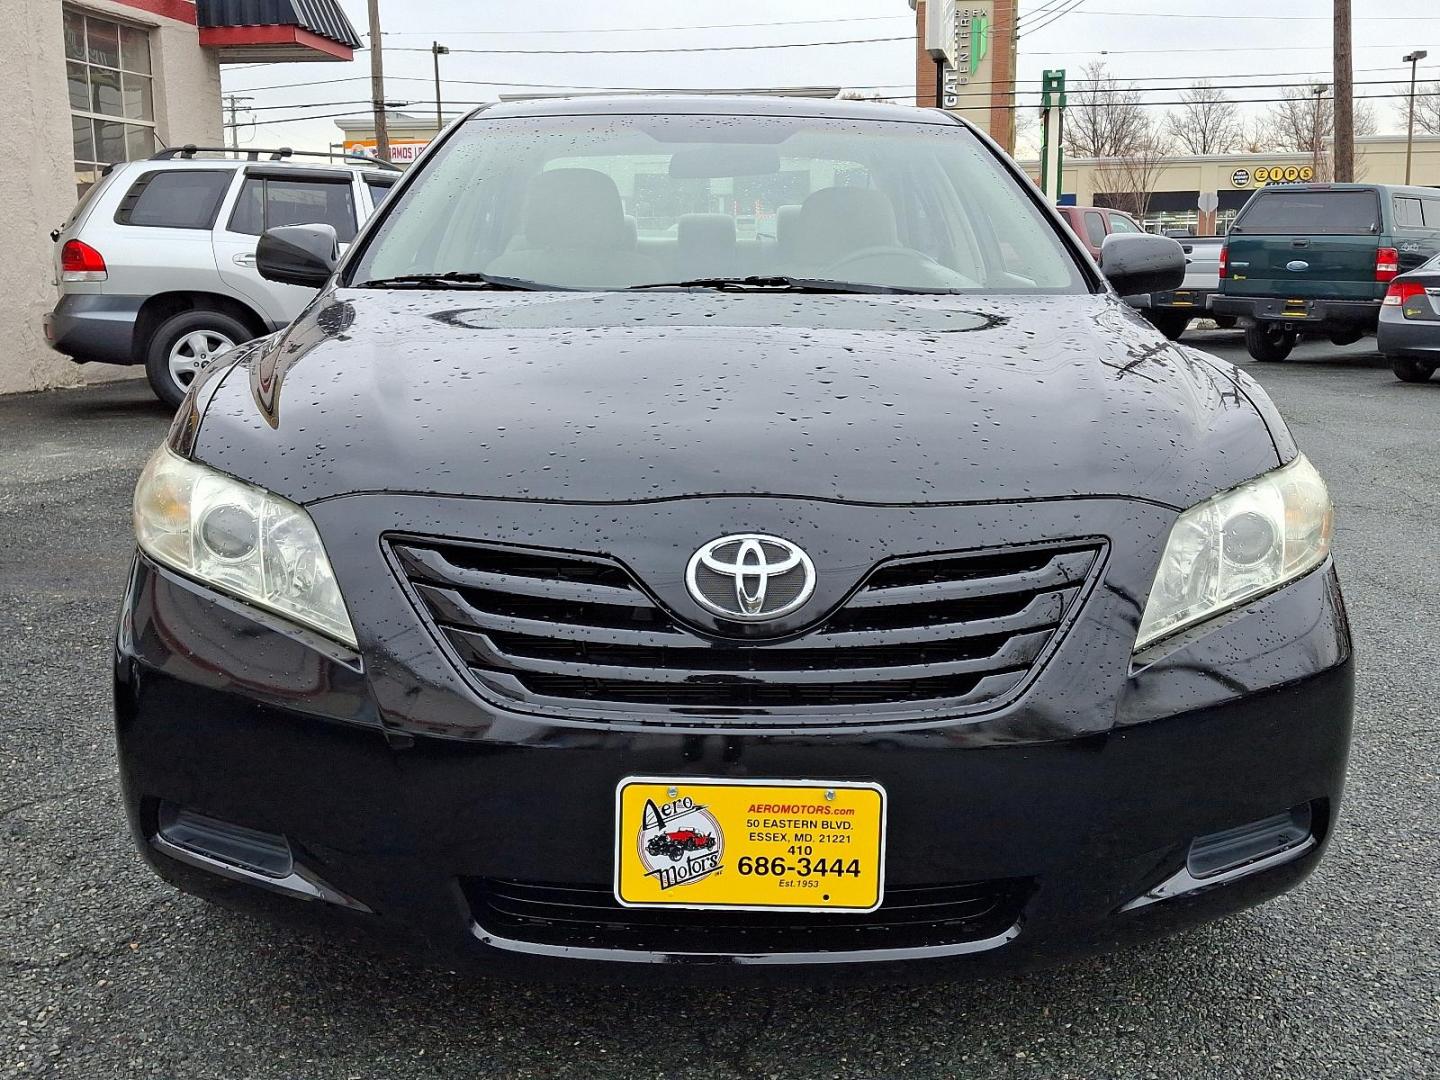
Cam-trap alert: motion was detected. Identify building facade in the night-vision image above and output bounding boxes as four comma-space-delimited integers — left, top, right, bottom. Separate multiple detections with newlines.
1020, 135, 1440, 234
910, 0, 1019, 152
1, 0, 358, 396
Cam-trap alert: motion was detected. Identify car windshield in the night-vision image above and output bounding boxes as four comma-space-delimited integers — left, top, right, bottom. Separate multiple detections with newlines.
349, 110, 1087, 294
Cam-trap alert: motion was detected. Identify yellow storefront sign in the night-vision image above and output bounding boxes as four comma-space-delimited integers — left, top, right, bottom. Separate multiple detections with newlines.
1238, 165, 1316, 187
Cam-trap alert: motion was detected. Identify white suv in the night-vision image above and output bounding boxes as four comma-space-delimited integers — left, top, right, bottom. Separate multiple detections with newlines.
45, 146, 399, 406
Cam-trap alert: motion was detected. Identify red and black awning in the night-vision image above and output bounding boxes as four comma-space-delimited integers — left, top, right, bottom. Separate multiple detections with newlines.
197, 0, 361, 62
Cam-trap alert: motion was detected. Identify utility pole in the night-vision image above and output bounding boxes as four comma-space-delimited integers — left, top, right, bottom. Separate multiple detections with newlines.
224, 95, 252, 150
367, 0, 390, 163
1404, 50, 1429, 185
432, 42, 450, 135
1039, 70, 1066, 205
1333, 0, 1354, 182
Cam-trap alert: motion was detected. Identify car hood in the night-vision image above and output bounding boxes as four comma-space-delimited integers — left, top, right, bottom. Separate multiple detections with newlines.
189, 289, 1280, 510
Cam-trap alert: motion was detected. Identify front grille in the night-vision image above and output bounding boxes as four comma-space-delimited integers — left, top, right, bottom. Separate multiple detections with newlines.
390, 536, 1101, 723
466, 877, 1032, 954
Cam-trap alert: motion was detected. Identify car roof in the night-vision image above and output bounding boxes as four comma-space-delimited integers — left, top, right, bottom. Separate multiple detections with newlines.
1251, 182, 1436, 197
464, 94, 964, 127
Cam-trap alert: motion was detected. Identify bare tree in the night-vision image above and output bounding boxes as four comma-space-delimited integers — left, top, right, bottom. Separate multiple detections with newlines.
1394, 81, 1440, 135
1092, 132, 1174, 222
1237, 117, 1270, 155
1013, 107, 1041, 159
1064, 61, 1151, 159
1266, 86, 1377, 154
1165, 81, 1243, 155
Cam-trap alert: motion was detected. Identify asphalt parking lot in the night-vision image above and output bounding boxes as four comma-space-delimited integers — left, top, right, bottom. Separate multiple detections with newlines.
2, 330, 1437, 1079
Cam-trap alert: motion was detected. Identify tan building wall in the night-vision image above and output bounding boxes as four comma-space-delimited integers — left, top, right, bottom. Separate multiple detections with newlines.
0, 0, 222, 396
1019, 135, 1440, 231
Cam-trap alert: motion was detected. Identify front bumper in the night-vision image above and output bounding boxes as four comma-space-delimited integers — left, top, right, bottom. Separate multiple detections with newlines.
1211, 295, 1380, 331
115, 493, 1354, 981
44, 293, 146, 365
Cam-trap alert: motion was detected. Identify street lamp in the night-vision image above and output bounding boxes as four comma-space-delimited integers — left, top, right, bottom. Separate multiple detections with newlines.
1404, 50, 1429, 185
432, 42, 450, 136
1311, 85, 1327, 181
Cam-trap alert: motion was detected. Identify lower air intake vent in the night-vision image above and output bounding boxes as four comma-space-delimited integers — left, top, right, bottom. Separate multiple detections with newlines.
466, 877, 1033, 954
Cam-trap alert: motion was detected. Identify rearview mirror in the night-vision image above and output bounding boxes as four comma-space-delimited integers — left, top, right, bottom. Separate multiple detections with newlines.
1099, 233, 1185, 297
256, 224, 339, 288
669, 145, 781, 179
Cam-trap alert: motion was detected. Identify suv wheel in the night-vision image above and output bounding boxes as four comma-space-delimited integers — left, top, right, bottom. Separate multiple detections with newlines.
1245, 323, 1297, 362
1391, 358, 1437, 383
145, 311, 250, 409
1328, 327, 1364, 347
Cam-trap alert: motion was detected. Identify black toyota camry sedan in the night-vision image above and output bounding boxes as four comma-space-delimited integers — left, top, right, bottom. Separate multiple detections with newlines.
116, 96, 1352, 981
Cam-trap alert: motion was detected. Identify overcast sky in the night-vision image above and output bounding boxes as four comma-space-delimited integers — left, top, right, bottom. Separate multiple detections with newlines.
218, 0, 1438, 156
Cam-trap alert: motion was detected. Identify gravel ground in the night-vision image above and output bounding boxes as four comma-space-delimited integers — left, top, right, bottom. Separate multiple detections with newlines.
2, 332, 1437, 1079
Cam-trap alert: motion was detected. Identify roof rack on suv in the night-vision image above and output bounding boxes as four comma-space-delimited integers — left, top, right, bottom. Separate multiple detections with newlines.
150, 145, 404, 172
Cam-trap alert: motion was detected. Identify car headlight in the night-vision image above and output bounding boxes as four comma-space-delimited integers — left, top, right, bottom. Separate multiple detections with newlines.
133, 446, 357, 647
1135, 454, 1332, 652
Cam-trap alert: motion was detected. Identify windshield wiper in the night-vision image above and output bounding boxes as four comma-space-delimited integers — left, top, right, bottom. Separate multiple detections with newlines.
627, 275, 957, 295
351, 271, 552, 291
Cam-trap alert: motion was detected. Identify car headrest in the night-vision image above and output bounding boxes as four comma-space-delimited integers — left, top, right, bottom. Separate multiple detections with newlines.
677, 213, 737, 254
524, 168, 629, 249
794, 188, 899, 267
775, 204, 803, 259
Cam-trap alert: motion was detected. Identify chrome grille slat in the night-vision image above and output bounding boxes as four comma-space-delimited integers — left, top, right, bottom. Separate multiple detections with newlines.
391, 536, 1101, 721
450, 626, 1049, 686
396, 544, 651, 608
807, 591, 1073, 645
513, 670, 1028, 710
846, 550, 1093, 608
415, 584, 690, 646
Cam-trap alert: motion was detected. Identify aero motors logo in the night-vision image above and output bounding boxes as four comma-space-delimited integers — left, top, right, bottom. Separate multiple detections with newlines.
639, 794, 724, 890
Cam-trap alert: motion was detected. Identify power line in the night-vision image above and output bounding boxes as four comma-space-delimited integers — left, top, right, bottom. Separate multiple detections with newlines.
1022, 7, 1440, 19
234, 77, 1440, 117
224, 61, 1440, 98
1017, 2, 1069, 25
376, 35, 913, 56
1026, 42, 1425, 55
373, 15, 913, 37
239, 89, 1440, 130
1020, 0, 1088, 39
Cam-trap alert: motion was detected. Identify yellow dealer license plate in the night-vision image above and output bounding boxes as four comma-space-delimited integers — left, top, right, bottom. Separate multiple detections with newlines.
614, 777, 886, 912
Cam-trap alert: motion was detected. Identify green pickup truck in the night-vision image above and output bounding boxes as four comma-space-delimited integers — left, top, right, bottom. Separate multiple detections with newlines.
1213, 183, 1440, 361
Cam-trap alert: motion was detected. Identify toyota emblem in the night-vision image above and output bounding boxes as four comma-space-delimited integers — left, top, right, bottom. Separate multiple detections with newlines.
685, 534, 816, 621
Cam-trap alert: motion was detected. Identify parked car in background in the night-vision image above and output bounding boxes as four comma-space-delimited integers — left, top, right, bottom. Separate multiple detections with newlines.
1135, 236, 1233, 341
1378, 252, 1440, 383
1213, 183, 1440, 362
44, 146, 399, 407
1055, 205, 1204, 339
1055, 204, 1147, 262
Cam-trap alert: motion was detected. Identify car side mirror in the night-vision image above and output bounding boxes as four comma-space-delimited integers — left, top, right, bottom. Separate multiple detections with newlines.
256, 224, 339, 287
1100, 233, 1186, 297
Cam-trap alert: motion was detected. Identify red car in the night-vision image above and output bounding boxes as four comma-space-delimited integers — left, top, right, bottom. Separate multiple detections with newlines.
646, 828, 716, 861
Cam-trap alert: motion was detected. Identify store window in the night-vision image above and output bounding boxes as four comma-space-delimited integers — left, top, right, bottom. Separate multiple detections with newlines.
64, 7, 156, 197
